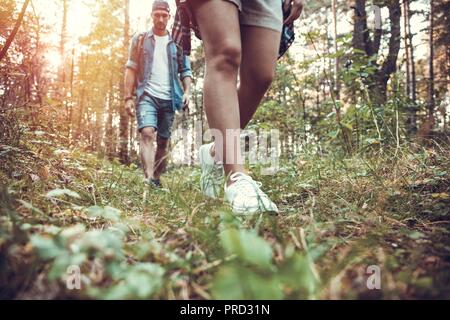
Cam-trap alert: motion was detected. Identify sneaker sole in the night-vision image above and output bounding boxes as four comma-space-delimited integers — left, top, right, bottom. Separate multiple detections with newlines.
227, 200, 279, 216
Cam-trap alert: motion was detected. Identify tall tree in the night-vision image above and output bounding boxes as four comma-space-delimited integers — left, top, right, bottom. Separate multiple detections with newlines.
119, 0, 130, 164
433, 0, 449, 130
59, 0, 68, 86
403, 0, 411, 99
352, 0, 402, 106
428, 0, 435, 125
0, 0, 30, 62
403, 0, 417, 135
331, 0, 340, 99
76, 0, 123, 151
405, 0, 417, 104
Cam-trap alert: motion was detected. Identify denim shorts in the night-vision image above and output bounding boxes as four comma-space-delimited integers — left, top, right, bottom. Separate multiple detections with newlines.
136, 92, 175, 139
225, 0, 283, 33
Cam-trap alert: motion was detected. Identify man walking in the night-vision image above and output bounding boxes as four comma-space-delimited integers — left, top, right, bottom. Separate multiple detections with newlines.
124, 0, 192, 187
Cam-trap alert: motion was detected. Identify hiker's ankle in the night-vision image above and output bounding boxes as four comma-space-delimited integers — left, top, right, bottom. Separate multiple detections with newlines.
225, 169, 247, 187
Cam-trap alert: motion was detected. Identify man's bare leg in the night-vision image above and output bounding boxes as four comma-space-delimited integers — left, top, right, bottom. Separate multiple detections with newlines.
140, 127, 157, 179
238, 26, 281, 129
191, 0, 244, 182
154, 136, 169, 180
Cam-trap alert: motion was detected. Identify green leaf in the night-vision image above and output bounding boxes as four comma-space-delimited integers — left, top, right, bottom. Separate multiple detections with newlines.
46, 189, 81, 199
17, 200, 45, 215
220, 228, 273, 271
48, 252, 87, 281
212, 264, 283, 300
20, 223, 33, 231
78, 230, 124, 259
328, 130, 339, 139
343, 122, 353, 131
43, 225, 62, 235
408, 231, 425, 240
413, 277, 433, 289
31, 235, 63, 260
59, 224, 86, 242
105, 263, 165, 299
86, 206, 121, 222
278, 253, 318, 297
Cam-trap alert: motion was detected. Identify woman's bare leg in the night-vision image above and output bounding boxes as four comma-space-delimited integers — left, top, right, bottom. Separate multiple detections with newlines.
238, 26, 281, 129
191, 0, 245, 182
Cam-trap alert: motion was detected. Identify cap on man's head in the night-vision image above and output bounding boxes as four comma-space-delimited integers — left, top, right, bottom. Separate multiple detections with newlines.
152, 0, 170, 13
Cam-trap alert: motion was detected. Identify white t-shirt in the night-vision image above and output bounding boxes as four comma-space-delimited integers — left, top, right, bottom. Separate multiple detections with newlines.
145, 34, 171, 100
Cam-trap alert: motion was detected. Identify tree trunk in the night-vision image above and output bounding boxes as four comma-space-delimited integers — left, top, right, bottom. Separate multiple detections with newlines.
403, 0, 417, 135
404, 0, 417, 135
352, 0, 401, 106
379, 1, 401, 103
119, 0, 130, 164
0, 0, 30, 62
332, 0, 340, 99
406, 0, 417, 104
403, 0, 411, 99
428, 0, 435, 126
59, 0, 67, 86
75, 54, 87, 141
69, 47, 75, 137
447, 42, 450, 103
106, 78, 115, 159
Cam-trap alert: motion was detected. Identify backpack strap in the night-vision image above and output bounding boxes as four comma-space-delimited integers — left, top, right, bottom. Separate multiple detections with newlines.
136, 32, 146, 71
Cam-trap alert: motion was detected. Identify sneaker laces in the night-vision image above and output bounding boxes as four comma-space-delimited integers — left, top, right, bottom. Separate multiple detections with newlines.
227, 172, 269, 199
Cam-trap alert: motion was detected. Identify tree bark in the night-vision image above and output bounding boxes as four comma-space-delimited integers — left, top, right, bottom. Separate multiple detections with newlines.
332, 0, 340, 100
403, 0, 411, 99
119, 0, 130, 164
352, 0, 401, 106
404, 0, 417, 135
106, 78, 115, 159
406, 0, 417, 103
0, 0, 30, 62
374, 0, 401, 105
428, 0, 435, 125
59, 0, 68, 89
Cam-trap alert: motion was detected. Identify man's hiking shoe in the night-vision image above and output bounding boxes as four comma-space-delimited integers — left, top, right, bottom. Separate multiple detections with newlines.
224, 172, 279, 215
146, 178, 162, 188
199, 142, 224, 199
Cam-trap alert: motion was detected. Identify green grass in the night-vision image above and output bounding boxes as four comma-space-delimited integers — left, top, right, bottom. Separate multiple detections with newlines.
1, 126, 449, 299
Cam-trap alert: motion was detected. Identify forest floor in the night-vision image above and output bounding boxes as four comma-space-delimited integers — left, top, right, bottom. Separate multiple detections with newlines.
1, 118, 449, 300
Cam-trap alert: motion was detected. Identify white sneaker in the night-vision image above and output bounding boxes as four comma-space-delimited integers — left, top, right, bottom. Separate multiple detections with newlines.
224, 172, 279, 215
199, 142, 224, 199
